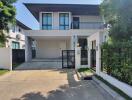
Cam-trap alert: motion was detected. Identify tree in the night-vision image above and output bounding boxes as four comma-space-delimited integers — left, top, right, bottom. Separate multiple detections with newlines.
100, 0, 132, 40
0, 0, 17, 47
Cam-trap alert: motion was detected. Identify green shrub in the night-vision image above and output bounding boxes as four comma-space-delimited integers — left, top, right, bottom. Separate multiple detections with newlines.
101, 41, 132, 86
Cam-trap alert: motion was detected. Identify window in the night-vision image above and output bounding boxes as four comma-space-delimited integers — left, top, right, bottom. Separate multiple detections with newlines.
12, 41, 20, 49
73, 17, 80, 29
42, 13, 52, 30
59, 13, 69, 30
18, 27, 21, 32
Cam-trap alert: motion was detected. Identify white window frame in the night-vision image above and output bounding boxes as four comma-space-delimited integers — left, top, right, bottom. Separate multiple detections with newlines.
40, 12, 54, 30
58, 12, 71, 30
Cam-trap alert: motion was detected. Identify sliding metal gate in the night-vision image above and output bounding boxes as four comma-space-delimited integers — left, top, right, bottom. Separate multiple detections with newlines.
91, 49, 96, 68
62, 50, 75, 68
12, 49, 25, 64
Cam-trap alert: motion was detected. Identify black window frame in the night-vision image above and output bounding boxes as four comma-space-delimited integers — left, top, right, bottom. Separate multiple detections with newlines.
42, 13, 52, 30
59, 13, 69, 30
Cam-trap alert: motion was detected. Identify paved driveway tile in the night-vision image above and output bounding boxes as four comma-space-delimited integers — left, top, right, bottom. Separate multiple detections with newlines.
0, 69, 115, 100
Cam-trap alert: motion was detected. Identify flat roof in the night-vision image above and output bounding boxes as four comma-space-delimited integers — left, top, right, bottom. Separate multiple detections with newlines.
24, 3, 100, 22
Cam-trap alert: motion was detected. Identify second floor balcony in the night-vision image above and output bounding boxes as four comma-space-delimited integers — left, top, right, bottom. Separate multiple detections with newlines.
41, 22, 104, 30
71, 22, 104, 29
24, 22, 106, 37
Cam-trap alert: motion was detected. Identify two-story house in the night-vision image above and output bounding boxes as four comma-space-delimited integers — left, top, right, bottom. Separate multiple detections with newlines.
24, 4, 105, 67
6, 20, 31, 49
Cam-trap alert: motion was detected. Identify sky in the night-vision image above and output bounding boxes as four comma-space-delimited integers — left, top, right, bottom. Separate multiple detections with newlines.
15, 0, 102, 30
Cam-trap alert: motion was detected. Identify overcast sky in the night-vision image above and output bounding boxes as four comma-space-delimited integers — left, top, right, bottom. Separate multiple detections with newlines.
15, 0, 102, 29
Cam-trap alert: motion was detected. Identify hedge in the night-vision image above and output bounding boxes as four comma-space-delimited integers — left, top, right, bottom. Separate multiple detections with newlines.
101, 41, 132, 86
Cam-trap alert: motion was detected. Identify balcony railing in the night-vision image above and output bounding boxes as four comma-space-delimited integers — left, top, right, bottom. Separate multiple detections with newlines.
41, 22, 104, 30
71, 22, 104, 29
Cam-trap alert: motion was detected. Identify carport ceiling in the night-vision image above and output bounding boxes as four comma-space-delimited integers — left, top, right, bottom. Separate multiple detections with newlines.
31, 36, 71, 40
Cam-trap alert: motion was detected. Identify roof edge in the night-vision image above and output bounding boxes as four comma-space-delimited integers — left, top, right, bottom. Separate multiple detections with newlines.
24, 3, 100, 22
16, 19, 32, 30
23, 3, 100, 6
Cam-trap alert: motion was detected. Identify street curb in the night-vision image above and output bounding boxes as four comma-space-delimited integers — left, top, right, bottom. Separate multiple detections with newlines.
75, 69, 82, 80
92, 76, 125, 100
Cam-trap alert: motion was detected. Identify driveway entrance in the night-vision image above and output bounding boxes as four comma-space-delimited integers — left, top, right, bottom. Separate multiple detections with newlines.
0, 69, 114, 100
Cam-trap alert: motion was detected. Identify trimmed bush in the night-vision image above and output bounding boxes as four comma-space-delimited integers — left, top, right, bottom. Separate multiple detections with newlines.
101, 41, 132, 86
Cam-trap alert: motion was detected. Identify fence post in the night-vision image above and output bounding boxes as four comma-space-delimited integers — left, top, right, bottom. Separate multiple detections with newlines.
75, 47, 81, 69
96, 32, 103, 75
25, 36, 32, 62
10, 48, 12, 71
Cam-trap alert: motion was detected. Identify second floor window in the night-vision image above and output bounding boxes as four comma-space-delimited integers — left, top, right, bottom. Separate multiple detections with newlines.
59, 13, 69, 30
42, 13, 52, 30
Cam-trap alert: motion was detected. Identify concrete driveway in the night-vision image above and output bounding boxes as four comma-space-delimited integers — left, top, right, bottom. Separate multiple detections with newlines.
15, 59, 62, 70
0, 69, 114, 100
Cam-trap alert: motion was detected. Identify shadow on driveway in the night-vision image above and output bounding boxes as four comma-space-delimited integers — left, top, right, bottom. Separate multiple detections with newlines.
12, 69, 114, 100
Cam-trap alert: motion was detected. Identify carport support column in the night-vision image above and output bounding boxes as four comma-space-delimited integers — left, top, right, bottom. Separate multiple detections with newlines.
75, 47, 81, 69
71, 35, 78, 50
25, 36, 32, 62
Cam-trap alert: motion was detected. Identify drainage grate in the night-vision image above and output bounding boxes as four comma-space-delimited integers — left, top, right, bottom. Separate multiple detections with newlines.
84, 76, 93, 80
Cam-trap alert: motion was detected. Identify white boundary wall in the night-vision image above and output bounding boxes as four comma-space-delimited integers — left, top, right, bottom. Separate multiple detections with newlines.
88, 30, 132, 98
87, 31, 104, 74
0, 48, 12, 70
99, 72, 132, 98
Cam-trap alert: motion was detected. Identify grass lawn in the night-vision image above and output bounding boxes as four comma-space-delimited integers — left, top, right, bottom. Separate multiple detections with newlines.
78, 68, 93, 73
0, 69, 9, 76
78, 68, 94, 79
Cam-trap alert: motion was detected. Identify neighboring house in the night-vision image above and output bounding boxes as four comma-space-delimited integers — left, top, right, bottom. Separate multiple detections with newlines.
6, 20, 31, 49
24, 4, 106, 64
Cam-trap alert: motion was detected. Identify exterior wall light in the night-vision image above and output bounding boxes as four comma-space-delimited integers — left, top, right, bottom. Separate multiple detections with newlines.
96, 46, 98, 51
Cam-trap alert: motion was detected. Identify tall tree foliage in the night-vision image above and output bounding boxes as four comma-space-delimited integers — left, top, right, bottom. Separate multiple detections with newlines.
0, 0, 16, 47
100, 0, 132, 40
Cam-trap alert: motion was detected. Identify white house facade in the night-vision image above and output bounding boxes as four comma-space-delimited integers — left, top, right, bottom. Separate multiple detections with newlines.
24, 4, 107, 67
6, 20, 31, 49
